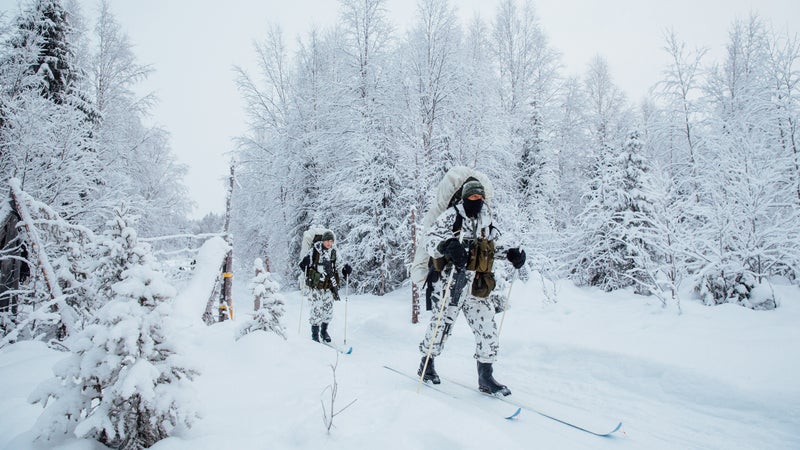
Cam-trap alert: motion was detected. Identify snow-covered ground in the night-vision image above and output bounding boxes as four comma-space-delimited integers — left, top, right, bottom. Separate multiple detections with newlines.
1, 272, 798, 449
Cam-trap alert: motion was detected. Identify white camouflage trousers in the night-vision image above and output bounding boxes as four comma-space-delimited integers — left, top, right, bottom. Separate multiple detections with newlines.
308, 288, 333, 326
419, 271, 499, 363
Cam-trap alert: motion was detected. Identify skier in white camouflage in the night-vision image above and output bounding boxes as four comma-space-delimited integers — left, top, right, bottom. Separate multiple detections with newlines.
417, 174, 526, 396
299, 231, 352, 343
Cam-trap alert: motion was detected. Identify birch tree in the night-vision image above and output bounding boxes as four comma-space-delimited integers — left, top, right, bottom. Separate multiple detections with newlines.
88, 0, 191, 237
692, 14, 797, 307
491, 0, 561, 251
333, 0, 410, 294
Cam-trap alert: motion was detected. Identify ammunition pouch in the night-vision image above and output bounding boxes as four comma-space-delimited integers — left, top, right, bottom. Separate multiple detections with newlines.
428, 238, 498, 299
431, 256, 447, 272
305, 269, 331, 290
468, 238, 496, 298
466, 238, 495, 273
471, 271, 496, 298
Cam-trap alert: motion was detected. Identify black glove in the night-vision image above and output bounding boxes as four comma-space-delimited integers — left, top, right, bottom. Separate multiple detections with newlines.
506, 248, 526, 269
439, 238, 468, 269
299, 255, 310, 270
331, 287, 341, 301
342, 263, 352, 280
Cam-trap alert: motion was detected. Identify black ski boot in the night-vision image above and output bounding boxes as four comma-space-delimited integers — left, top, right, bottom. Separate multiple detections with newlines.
320, 322, 332, 343
311, 325, 320, 342
477, 361, 511, 396
418, 356, 440, 384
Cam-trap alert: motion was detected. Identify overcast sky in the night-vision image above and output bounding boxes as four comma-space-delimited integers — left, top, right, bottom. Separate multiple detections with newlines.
1, 0, 798, 219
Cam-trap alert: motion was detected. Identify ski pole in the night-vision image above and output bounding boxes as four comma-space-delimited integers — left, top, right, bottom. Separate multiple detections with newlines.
497, 270, 518, 338
298, 283, 305, 334
418, 234, 465, 393
343, 278, 349, 345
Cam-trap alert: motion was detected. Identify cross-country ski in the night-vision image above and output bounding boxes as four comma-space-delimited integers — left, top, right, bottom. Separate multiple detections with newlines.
384, 365, 522, 420
323, 342, 353, 355
444, 376, 623, 436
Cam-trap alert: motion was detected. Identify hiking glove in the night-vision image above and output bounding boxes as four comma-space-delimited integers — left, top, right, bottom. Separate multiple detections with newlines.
299, 255, 310, 270
506, 248, 526, 269
342, 264, 353, 280
440, 238, 468, 269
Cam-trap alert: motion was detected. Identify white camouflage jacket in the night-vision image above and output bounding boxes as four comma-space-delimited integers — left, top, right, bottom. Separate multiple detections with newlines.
425, 203, 512, 308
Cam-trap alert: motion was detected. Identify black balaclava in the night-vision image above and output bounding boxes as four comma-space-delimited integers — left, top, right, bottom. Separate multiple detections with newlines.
463, 197, 483, 218
461, 180, 485, 218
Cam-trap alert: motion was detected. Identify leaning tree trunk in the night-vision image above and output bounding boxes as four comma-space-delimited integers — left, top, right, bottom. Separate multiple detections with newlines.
9, 179, 76, 337
220, 161, 235, 320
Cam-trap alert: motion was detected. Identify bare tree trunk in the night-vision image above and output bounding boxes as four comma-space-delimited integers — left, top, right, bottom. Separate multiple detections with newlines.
220, 161, 235, 320
254, 265, 262, 310
0, 205, 22, 315
203, 267, 222, 325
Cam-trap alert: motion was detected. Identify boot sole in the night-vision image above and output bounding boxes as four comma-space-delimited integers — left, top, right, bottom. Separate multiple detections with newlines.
419, 373, 441, 384
479, 385, 511, 396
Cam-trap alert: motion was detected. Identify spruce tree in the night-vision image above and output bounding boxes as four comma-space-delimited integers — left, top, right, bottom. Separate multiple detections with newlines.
571, 131, 657, 292
30, 212, 198, 448
14, 0, 74, 103
236, 258, 287, 340
0, 0, 99, 224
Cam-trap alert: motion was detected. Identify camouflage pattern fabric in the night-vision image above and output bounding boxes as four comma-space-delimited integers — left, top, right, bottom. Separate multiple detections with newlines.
308, 287, 333, 326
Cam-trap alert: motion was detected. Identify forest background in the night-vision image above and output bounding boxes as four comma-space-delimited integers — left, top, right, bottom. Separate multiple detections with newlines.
1, 0, 799, 328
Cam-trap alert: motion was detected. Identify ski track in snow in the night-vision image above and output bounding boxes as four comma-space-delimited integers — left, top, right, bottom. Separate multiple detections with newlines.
505, 343, 797, 449
322, 284, 799, 450
1, 276, 798, 450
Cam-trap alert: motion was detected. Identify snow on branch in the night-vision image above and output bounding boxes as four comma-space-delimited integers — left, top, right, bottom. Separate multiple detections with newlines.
8, 178, 78, 336
139, 232, 226, 242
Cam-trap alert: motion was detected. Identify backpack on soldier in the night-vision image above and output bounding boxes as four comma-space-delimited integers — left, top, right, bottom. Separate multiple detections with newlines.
300, 226, 338, 289
410, 166, 493, 286
301, 226, 336, 255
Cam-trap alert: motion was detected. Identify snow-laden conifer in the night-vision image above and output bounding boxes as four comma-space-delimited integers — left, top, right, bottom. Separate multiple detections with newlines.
29, 213, 198, 449
570, 131, 658, 292
236, 258, 287, 340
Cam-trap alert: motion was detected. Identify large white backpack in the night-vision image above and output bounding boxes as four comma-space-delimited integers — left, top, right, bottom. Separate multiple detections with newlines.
298, 226, 336, 289
301, 225, 336, 256
409, 166, 493, 285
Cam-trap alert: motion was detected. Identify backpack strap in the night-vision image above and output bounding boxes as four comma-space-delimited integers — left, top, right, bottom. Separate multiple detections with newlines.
452, 210, 463, 236
307, 244, 339, 289
311, 246, 321, 266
